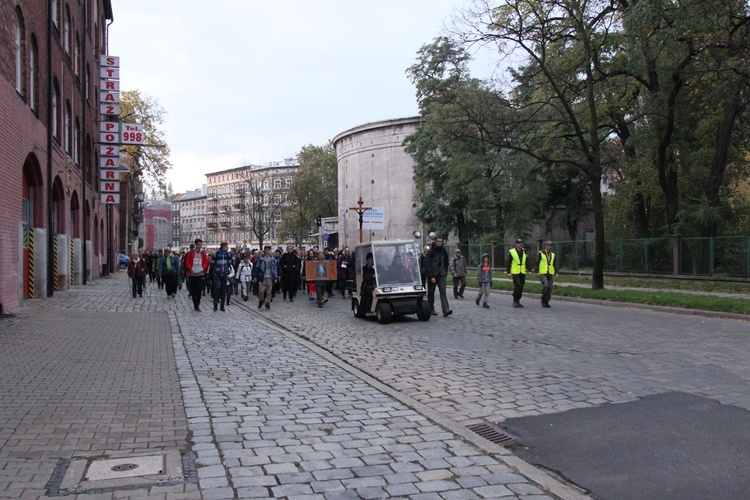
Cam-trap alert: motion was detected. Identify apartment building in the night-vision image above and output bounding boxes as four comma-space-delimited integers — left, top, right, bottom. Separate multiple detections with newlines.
171, 187, 206, 249
205, 160, 298, 248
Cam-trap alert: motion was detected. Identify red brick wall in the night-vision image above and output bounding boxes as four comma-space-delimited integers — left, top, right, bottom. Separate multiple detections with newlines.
0, 1, 116, 312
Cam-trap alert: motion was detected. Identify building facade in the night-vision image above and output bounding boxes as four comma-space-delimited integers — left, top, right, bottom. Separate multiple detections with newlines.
0, 1, 118, 312
333, 117, 423, 248
171, 187, 206, 249
141, 199, 171, 252
205, 160, 298, 248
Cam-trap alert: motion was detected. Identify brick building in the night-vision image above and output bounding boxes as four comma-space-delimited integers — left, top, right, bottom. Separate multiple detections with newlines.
141, 199, 171, 252
0, 1, 118, 313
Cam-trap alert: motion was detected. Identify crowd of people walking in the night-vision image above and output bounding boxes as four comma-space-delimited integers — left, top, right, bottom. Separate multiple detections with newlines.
127, 239, 358, 312
126, 237, 559, 312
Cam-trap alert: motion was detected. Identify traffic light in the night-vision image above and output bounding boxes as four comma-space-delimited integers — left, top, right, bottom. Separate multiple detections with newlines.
316, 216, 322, 227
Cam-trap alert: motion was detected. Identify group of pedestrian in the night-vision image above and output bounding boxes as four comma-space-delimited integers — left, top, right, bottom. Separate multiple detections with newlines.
505, 238, 558, 308
128, 238, 360, 313
419, 235, 559, 313
128, 236, 559, 312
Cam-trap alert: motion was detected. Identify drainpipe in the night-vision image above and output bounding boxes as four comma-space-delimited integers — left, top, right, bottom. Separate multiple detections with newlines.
46, 0, 54, 297
81, 0, 88, 284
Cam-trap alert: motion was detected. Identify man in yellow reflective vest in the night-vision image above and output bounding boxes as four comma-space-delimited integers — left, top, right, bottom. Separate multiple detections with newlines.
537, 240, 558, 308
506, 238, 527, 308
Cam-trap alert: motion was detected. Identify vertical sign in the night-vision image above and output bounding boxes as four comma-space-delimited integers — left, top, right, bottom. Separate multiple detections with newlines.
99, 55, 121, 204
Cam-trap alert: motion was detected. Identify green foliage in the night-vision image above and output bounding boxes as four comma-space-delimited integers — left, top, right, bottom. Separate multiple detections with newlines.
119, 90, 172, 199
279, 143, 338, 246
405, 38, 547, 243
463, 276, 750, 315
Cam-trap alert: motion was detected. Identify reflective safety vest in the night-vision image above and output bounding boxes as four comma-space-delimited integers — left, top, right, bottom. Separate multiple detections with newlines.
509, 248, 527, 274
538, 251, 556, 274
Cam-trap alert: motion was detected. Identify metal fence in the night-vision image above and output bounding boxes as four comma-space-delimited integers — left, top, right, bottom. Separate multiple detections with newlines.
451, 236, 750, 278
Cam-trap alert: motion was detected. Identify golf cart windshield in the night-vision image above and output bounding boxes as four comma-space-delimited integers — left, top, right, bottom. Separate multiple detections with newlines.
370, 242, 422, 287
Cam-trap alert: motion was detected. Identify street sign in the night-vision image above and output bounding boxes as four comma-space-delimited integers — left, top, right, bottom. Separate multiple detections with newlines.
322, 233, 329, 241
121, 123, 144, 145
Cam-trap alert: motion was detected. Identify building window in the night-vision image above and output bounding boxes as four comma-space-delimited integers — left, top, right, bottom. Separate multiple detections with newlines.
263, 180, 268, 190
64, 100, 71, 153
64, 5, 71, 56
15, 8, 25, 96
274, 179, 281, 189
73, 118, 80, 164
51, 0, 58, 28
29, 35, 38, 111
286, 178, 292, 188
74, 33, 80, 77
52, 79, 60, 140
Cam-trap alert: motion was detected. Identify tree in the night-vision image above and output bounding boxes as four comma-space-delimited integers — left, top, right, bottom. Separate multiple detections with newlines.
235, 169, 286, 249
119, 90, 172, 199
405, 38, 547, 244
446, 0, 623, 289
602, 0, 750, 237
278, 143, 338, 246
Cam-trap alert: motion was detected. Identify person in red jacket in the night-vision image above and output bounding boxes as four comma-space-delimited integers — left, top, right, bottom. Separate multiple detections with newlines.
185, 238, 210, 311
127, 251, 148, 298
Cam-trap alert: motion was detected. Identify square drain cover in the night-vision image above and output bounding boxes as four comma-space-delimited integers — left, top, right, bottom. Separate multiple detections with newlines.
59, 450, 183, 493
84, 454, 164, 481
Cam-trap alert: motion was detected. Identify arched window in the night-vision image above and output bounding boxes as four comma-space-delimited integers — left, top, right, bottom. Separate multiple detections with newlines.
15, 7, 25, 96
64, 100, 71, 153
73, 118, 80, 165
74, 33, 80, 77
85, 63, 90, 101
51, 0, 59, 29
64, 5, 71, 56
29, 35, 38, 111
52, 79, 60, 140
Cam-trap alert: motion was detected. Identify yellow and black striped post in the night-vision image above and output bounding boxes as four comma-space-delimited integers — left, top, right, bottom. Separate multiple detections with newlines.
52, 235, 58, 291
27, 228, 34, 299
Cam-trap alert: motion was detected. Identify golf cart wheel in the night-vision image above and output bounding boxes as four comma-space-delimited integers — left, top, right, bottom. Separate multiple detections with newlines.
353, 298, 367, 318
416, 300, 431, 321
376, 302, 393, 324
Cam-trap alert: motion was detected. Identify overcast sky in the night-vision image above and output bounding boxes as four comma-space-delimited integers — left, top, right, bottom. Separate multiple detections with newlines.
107, 0, 498, 194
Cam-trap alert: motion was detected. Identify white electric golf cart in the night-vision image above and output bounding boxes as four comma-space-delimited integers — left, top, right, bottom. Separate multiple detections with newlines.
351, 240, 431, 324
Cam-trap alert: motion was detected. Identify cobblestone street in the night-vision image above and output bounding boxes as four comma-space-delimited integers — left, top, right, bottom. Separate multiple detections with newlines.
256, 284, 750, 428
0, 274, 600, 499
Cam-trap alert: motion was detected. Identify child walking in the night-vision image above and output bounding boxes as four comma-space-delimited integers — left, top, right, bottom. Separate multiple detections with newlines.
476, 253, 492, 308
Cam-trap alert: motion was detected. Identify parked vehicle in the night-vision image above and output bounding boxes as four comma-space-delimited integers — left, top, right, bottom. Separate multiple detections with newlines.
119, 253, 130, 270
351, 240, 430, 324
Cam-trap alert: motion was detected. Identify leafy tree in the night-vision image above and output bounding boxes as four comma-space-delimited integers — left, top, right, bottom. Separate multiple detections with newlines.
606, 0, 750, 237
278, 143, 337, 246
119, 90, 172, 199
405, 38, 546, 244
447, 0, 625, 289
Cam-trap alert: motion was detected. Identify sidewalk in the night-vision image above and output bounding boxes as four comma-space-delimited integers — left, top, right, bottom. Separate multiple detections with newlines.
0, 274, 587, 499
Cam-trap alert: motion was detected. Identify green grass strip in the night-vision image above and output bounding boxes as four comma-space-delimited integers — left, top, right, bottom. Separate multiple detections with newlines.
462, 277, 750, 315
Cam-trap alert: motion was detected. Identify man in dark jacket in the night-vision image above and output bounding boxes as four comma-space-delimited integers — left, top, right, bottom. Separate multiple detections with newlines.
279, 245, 302, 302
210, 242, 233, 311
426, 236, 452, 317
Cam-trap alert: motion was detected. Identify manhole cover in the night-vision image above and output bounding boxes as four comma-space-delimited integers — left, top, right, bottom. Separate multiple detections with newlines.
84, 455, 164, 481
